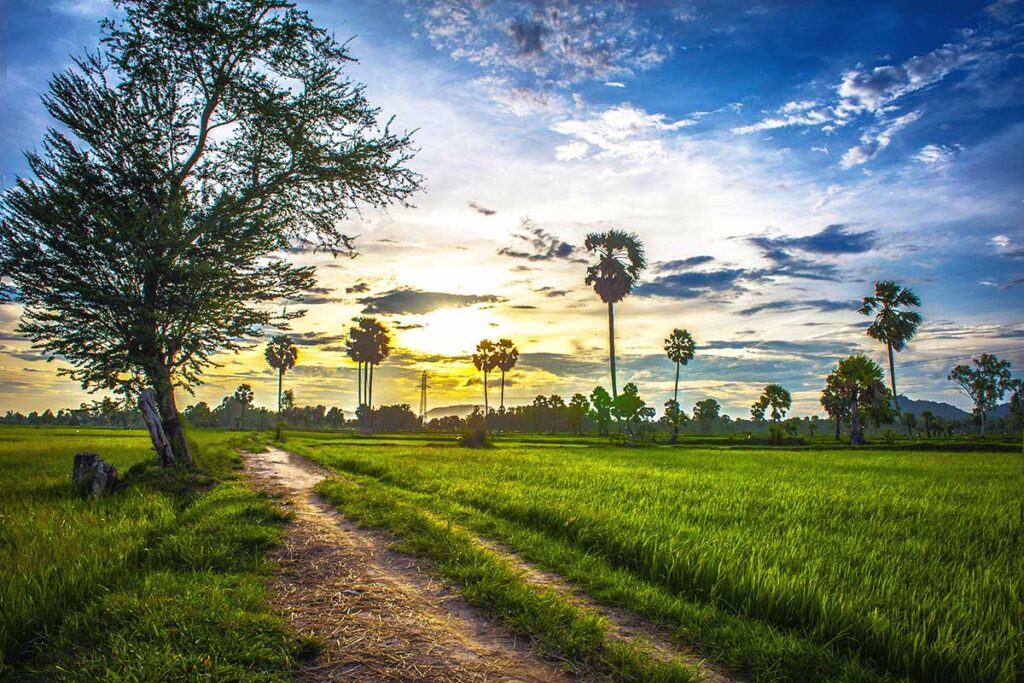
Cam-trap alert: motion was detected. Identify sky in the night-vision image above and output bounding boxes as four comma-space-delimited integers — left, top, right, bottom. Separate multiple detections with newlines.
2, 0, 1024, 417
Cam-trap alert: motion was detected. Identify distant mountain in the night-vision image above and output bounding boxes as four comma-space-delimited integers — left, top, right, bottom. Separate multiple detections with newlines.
897, 395, 1012, 420
425, 404, 480, 419
896, 396, 971, 420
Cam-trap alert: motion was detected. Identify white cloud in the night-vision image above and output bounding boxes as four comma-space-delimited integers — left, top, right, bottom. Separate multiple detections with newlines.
554, 141, 589, 161
604, 81, 626, 88
551, 103, 697, 161
780, 100, 818, 114
840, 110, 922, 169
913, 143, 957, 166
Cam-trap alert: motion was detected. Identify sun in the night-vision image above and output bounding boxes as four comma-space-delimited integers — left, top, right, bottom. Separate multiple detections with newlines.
399, 307, 500, 357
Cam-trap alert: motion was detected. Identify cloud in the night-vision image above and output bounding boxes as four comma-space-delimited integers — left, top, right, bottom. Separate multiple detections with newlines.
497, 219, 583, 262
54, 0, 112, 17
551, 103, 696, 161
468, 201, 497, 215
913, 144, 958, 166
985, 0, 1022, 23
840, 110, 922, 168
406, 0, 667, 89
747, 224, 877, 255
637, 268, 749, 300
345, 282, 371, 294
731, 105, 831, 135
654, 255, 716, 272
736, 299, 859, 316
604, 81, 625, 88
299, 287, 343, 305
532, 286, 571, 298
358, 287, 505, 315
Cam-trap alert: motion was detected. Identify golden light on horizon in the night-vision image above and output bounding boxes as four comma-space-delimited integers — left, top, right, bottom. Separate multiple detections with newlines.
399, 307, 501, 357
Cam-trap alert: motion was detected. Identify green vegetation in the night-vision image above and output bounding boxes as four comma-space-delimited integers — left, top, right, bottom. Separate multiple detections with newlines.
287, 432, 1022, 683
0, 426, 309, 681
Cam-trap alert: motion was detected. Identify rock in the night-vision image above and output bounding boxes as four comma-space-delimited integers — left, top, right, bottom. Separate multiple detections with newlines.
72, 451, 119, 497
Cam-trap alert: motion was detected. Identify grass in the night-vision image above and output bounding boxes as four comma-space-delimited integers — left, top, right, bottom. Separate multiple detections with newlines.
0, 426, 312, 681
286, 432, 1023, 683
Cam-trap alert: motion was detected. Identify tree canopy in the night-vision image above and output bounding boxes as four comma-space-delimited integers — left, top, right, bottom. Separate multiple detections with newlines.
0, 0, 420, 464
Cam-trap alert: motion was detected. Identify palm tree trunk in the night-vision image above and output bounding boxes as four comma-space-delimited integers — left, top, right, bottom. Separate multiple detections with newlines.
277, 368, 283, 418
850, 394, 863, 445
608, 301, 622, 433
356, 360, 362, 410
672, 361, 680, 442
483, 370, 489, 423
369, 363, 374, 432
500, 370, 505, 410
887, 342, 899, 412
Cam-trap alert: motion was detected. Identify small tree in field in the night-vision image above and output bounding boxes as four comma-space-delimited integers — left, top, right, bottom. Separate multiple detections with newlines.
693, 398, 720, 434
472, 340, 499, 421
754, 384, 792, 443
948, 354, 1021, 436
233, 384, 254, 430
0, 0, 420, 465
663, 328, 696, 442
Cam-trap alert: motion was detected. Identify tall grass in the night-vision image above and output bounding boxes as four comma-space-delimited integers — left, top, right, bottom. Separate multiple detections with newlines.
0, 426, 308, 681
289, 436, 1023, 683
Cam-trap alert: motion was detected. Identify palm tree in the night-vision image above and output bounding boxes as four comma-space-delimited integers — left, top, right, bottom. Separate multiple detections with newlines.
495, 338, 519, 411
920, 410, 934, 438
859, 280, 922, 416
663, 328, 696, 441
472, 339, 499, 420
363, 318, 392, 414
345, 318, 390, 430
233, 383, 254, 430
757, 383, 792, 443
584, 230, 646, 419
265, 335, 298, 426
344, 321, 369, 422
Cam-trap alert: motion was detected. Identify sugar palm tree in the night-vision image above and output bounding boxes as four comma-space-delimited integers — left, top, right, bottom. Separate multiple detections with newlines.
345, 321, 369, 417
472, 339, 499, 420
859, 280, 922, 415
826, 354, 889, 445
265, 335, 298, 424
233, 383, 254, 430
584, 230, 646, 414
663, 328, 695, 441
495, 338, 519, 411
363, 318, 391, 414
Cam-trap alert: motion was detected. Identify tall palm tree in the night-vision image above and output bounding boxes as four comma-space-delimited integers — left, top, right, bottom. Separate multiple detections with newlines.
345, 320, 369, 418
265, 335, 298, 424
826, 354, 889, 445
584, 230, 647, 413
859, 280, 922, 415
233, 383, 254, 430
363, 317, 392, 413
663, 328, 695, 440
472, 339, 499, 420
495, 338, 519, 410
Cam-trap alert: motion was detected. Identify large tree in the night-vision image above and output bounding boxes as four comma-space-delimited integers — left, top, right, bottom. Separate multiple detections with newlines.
663, 328, 696, 442
584, 231, 646, 422
346, 317, 390, 430
0, 0, 420, 465
948, 353, 1020, 436
859, 281, 922, 418
823, 355, 891, 445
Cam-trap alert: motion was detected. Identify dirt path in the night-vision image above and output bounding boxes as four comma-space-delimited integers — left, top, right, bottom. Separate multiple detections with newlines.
243, 446, 574, 682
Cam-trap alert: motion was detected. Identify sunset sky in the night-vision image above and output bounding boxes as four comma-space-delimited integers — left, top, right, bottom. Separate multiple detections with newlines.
2, 0, 1023, 416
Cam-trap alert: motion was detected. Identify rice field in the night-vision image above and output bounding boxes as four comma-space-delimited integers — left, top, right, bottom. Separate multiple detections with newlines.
0, 426, 307, 681
288, 433, 1024, 683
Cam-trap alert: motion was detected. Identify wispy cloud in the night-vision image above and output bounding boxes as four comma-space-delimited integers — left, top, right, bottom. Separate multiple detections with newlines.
840, 110, 922, 169
551, 103, 696, 161
359, 288, 505, 315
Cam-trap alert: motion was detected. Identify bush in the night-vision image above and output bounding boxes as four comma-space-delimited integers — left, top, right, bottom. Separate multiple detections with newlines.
457, 428, 493, 448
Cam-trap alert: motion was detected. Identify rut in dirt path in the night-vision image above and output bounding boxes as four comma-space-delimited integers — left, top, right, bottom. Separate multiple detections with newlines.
243, 446, 575, 683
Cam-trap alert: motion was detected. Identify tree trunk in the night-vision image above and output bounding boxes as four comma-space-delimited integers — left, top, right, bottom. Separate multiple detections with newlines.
672, 361, 680, 443
483, 370, 489, 423
356, 360, 362, 420
143, 365, 191, 465
369, 363, 375, 432
887, 342, 901, 413
608, 301, 621, 433
850, 395, 863, 446
834, 416, 841, 441
500, 370, 505, 411
139, 389, 176, 466
277, 368, 283, 417
980, 411, 986, 437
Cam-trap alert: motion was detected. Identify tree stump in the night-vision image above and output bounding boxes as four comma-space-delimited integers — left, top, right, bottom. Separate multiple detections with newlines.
72, 451, 119, 497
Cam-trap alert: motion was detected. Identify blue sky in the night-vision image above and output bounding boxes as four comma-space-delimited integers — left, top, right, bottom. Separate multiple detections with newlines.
2, 0, 1023, 415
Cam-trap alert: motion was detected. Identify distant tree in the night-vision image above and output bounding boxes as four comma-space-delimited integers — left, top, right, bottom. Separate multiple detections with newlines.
612, 383, 647, 436
233, 384, 254, 430
693, 398, 720, 434
1006, 391, 1024, 437
0, 0, 420, 465
364, 318, 391, 418
663, 399, 687, 439
589, 387, 613, 436
547, 394, 566, 432
755, 384, 792, 443
567, 393, 590, 435
663, 328, 696, 442
903, 412, 918, 438
281, 389, 295, 412
345, 320, 370, 422
531, 395, 549, 432
859, 281, 922, 422
346, 317, 391, 430
808, 415, 819, 438
584, 230, 646, 426
920, 410, 935, 438
265, 335, 298, 427
495, 339, 519, 411
782, 417, 801, 438
472, 340, 500, 421
948, 354, 1021, 436
824, 355, 891, 445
